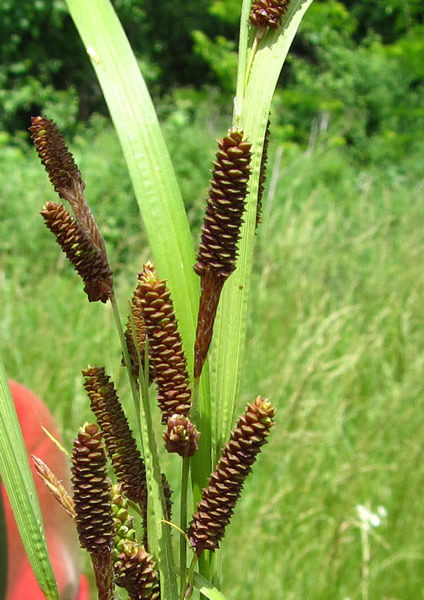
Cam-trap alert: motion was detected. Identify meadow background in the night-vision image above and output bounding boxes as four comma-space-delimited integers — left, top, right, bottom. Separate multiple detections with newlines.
1, 0, 424, 598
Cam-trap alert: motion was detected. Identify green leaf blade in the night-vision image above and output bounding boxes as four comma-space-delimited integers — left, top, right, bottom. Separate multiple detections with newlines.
64, 0, 212, 506
0, 362, 58, 600
213, 0, 314, 451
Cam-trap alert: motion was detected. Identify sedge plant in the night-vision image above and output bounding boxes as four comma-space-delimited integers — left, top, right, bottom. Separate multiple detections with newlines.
0, 0, 313, 599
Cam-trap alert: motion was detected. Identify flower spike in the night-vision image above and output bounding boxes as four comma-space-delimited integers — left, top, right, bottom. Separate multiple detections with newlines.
256, 119, 271, 228
41, 202, 113, 302
193, 128, 252, 378
71, 422, 114, 600
82, 366, 148, 506
30, 116, 113, 303
249, 0, 291, 32
188, 396, 275, 554
135, 263, 200, 456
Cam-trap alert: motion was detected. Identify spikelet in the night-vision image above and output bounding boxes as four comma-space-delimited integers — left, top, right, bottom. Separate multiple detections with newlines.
41, 202, 113, 302
112, 484, 159, 598
188, 396, 275, 554
122, 291, 151, 381
32, 455, 76, 519
163, 414, 200, 457
256, 120, 271, 228
29, 115, 84, 201
135, 263, 200, 456
111, 484, 137, 552
135, 263, 191, 423
82, 366, 147, 507
71, 422, 114, 600
114, 541, 161, 600
193, 129, 251, 378
30, 116, 113, 303
249, 0, 291, 31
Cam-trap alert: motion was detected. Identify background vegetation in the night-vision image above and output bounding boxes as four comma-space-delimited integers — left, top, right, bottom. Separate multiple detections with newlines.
1, 0, 423, 598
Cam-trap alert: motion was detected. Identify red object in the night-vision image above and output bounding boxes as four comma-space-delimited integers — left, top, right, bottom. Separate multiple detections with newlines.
1, 381, 89, 600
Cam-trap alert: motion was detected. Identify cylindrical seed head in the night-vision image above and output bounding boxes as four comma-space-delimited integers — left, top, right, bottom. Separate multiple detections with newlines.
82, 366, 147, 507
249, 0, 291, 31
163, 414, 200, 457
41, 201, 113, 303
194, 128, 252, 280
135, 262, 192, 424
188, 396, 275, 555
71, 422, 114, 554
114, 541, 161, 600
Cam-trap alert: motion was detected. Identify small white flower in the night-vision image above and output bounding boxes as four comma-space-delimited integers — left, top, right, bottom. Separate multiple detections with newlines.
377, 505, 388, 518
356, 504, 381, 529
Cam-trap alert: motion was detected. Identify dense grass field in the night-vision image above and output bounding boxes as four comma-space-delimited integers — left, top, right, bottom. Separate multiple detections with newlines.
1, 115, 424, 599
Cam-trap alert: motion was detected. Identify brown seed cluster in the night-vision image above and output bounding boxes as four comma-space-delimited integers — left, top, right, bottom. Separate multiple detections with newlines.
29, 115, 84, 200
194, 129, 252, 280
188, 396, 275, 554
114, 541, 161, 600
71, 423, 114, 600
123, 293, 150, 380
31, 116, 113, 303
41, 202, 113, 303
71, 422, 114, 552
135, 263, 199, 456
249, 0, 291, 31
256, 120, 271, 228
82, 366, 147, 507
135, 263, 192, 424
163, 414, 200, 457
193, 129, 252, 378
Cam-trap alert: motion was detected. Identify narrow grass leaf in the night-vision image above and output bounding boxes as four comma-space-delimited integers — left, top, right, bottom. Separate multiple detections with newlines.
0, 489, 7, 600
192, 572, 230, 600
213, 0, 314, 453
0, 362, 58, 599
64, 0, 212, 505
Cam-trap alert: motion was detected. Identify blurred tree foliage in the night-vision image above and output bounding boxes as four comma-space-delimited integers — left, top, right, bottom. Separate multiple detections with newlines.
0, 0, 423, 161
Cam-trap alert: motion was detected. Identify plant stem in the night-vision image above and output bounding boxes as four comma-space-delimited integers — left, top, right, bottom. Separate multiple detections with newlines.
110, 295, 141, 429
360, 523, 370, 600
179, 456, 190, 600
184, 554, 199, 600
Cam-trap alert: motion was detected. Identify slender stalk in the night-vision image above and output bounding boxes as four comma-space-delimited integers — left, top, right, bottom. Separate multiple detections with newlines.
360, 523, 370, 600
110, 295, 141, 427
179, 456, 190, 600
111, 295, 177, 598
139, 342, 178, 600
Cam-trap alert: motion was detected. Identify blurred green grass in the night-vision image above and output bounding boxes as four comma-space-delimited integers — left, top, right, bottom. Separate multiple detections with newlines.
1, 115, 424, 599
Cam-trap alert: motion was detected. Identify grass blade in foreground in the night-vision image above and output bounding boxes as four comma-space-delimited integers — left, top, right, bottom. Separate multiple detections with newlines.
64, 0, 212, 503
0, 362, 58, 599
0, 489, 7, 600
213, 0, 314, 454
192, 572, 230, 600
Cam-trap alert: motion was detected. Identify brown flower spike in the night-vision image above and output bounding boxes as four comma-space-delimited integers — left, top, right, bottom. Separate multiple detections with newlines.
193, 129, 252, 378
256, 119, 271, 228
114, 542, 161, 600
30, 116, 113, 303
135, 263, 199, 456
135, 264, 190, 420
41, 202, 113, 302
188, 396, 275, 555
249, 0, 291, 32
122, 292, 151, 380
112, 485, 160, 600
71, 422, 114, 600
163, 414, 200, 457
82, 366, 147, 507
